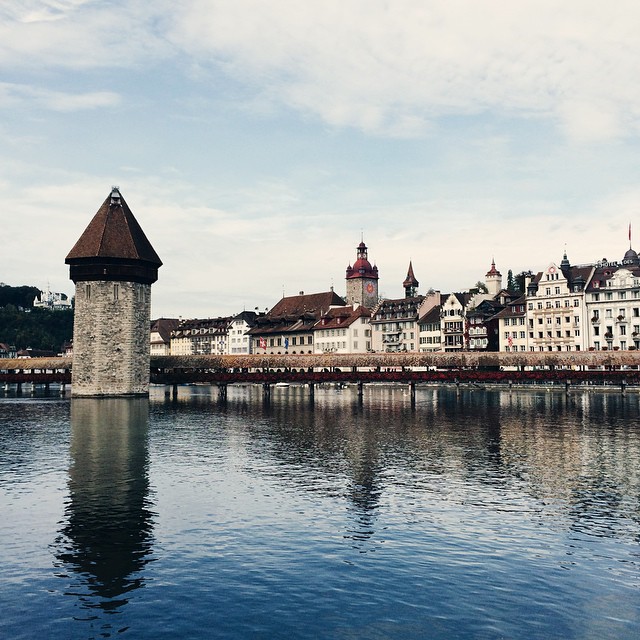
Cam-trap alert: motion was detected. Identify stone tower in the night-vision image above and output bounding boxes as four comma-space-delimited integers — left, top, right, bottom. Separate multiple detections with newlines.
485, 259, 502, 296
345, 240, 379, 308
65, 187, 162, 397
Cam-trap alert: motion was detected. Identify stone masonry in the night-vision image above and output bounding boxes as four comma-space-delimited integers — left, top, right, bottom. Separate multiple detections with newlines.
71, 280, 152, 396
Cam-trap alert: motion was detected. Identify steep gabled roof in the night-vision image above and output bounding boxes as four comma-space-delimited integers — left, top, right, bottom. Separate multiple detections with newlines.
315, 305, 370, 330
418, 305, 441, 325
268, 291, 346, 318
66, 188, 162, 266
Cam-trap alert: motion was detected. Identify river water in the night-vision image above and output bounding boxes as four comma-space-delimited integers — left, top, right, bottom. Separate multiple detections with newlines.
1, 384, 639, 639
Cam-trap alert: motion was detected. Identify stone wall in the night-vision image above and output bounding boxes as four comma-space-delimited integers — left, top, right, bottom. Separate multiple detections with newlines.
71, 280, 151, 396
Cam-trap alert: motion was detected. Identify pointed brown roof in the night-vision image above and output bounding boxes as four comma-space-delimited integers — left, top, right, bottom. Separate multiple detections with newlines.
66, 188, 162, 284
66, 188, 162, 264
403, 261, 419, 288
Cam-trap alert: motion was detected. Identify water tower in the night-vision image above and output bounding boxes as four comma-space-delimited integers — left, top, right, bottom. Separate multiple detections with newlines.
65, 187, 162, 396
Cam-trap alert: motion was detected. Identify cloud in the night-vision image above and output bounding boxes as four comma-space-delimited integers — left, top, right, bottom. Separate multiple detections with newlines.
3, 2, 640, 139
0, 82, 121, 111
168, 0, 640, 141
0, 1, 174, 69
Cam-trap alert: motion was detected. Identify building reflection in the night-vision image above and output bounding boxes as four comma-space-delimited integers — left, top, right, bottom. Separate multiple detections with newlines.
54, 398, 154, 612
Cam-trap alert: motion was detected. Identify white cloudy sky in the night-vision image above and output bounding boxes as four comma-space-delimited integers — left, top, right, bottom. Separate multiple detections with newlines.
2, 0, 640, 318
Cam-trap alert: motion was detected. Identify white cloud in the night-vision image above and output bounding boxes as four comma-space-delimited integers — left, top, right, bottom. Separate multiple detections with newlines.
3, 2, 640, 139
0, 82, 121, 111
168, 0, 640, 141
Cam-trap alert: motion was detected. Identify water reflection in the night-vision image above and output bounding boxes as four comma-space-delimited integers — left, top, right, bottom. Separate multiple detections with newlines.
54, 398, 155, 615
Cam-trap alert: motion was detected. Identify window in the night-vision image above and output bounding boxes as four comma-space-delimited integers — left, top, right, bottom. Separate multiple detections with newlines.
113, 283, 119, 301
573, 299, 579, 307
619, 291, 627, 300
555, 286, 561, 294
594, 326, 600, 336
620, 325, 627, 336
85, 284, 91, 300
592, 293, 600, 301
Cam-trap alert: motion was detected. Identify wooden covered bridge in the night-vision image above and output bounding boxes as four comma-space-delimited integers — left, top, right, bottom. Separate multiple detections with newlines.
2, 351, 640, 397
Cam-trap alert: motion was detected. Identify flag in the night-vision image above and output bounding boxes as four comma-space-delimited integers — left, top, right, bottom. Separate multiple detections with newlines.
284, 338, 289, 350
507, 335, 513, 348
630, 222, 632, 243
259, 337, 266, 350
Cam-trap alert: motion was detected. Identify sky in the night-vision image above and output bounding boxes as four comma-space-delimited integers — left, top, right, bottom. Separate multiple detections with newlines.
2, 1, 640, 319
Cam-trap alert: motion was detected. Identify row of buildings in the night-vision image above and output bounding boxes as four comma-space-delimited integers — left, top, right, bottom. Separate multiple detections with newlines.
151, 238, 640, 356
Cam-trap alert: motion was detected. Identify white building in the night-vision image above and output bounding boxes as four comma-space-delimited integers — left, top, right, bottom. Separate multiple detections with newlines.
314, 305, 372, 353
585, 248, 640, 351
525, 253, 592, 352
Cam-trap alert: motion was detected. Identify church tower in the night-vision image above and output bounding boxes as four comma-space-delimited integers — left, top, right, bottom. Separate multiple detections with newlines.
65, 188, 162, 396
345, 240, 379, 308
403, 261, 419, 298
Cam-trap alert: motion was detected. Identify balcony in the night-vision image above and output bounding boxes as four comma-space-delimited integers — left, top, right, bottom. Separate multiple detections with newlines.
590, 316, 600, 324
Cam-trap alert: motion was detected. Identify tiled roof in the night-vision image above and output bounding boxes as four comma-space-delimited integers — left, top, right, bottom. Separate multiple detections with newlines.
151, 318, 180, 343
316, 305, 370, 330
66, 188, 162, 265
491, 295, 527, 319
418, 305, 441, 324
268, 291, 346, 318
247, 291, 346, 335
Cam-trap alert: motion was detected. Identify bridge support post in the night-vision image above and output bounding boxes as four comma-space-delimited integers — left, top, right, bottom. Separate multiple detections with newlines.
622, 379, 627, 394
263, 383, 271, 401
16, 382, 22, 396
565, 379, 571, 394
172, 383, 178, 400
44, 382, 50, 395
358, 381, 364, 404
218, 383, 227, 401
60, 383, 66, 396
309, 383, 315, 402
410, 382, 416, 407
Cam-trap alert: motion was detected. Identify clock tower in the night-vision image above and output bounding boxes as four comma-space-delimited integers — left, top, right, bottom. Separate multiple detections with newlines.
345, 240, 379, 308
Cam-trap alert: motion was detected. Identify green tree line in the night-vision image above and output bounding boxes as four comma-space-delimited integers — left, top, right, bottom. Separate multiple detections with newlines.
0, 284, 74, 352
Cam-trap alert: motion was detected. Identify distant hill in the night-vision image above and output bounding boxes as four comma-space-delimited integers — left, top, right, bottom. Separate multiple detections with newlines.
0, 283, 74, 352
0, 283, 42, 309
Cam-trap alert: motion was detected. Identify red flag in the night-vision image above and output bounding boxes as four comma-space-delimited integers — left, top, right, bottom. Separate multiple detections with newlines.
259, 337, 266, 350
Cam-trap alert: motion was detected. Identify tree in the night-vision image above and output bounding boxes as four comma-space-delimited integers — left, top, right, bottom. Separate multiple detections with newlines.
0, 284, 41, 309
469, 281, 488, 295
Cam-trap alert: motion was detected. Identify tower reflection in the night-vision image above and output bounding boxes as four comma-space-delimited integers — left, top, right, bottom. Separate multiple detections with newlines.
54, 398, 155, 613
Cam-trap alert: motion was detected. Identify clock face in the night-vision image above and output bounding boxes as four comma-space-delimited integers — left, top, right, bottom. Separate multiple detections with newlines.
366, 282, 374, 294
